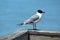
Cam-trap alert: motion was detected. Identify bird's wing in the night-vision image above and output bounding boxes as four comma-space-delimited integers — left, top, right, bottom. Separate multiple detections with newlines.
24, 15, 39, 24
30, 15, 39, 21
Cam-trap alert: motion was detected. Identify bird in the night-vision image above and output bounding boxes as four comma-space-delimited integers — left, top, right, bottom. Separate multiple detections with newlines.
18, 9, 45, 30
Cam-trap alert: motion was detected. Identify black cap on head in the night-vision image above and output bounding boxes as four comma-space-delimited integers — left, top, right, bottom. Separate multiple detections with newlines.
37, 10, 45, 13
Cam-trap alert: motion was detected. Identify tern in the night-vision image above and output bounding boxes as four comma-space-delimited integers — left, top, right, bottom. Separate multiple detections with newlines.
18, 10, 45, 30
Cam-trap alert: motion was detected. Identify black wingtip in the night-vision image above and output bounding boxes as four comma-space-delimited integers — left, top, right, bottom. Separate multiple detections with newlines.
17, 23, 24, 26
20, 23, 24, 25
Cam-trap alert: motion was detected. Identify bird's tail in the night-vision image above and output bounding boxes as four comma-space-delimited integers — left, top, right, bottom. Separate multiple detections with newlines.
17, 23, 24, 26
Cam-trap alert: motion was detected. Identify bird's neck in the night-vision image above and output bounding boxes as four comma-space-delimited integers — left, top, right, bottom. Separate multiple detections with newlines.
36, 12, 42, 17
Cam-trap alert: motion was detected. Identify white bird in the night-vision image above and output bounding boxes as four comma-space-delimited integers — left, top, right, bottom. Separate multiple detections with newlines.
18, 10, 45, 30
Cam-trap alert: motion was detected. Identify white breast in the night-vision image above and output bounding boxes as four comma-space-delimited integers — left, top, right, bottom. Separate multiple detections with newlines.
34, 12, 42, 23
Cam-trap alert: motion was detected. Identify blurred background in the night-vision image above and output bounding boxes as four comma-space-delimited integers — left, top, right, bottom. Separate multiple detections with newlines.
0, 0, 60, 37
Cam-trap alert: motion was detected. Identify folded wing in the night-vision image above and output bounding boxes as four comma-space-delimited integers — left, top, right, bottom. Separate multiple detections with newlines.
24, 15, 39, 24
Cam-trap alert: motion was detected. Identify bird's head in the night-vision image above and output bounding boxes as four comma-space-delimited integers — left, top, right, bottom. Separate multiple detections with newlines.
37, 10, 45, 14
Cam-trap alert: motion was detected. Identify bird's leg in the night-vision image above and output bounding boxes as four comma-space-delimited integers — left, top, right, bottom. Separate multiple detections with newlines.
35, 23, 36, 30
33, 23, 34, 30
33, 23, 36, 30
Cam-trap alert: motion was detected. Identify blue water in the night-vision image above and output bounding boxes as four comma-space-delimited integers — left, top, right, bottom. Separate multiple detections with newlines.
0, 0, 60, 37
